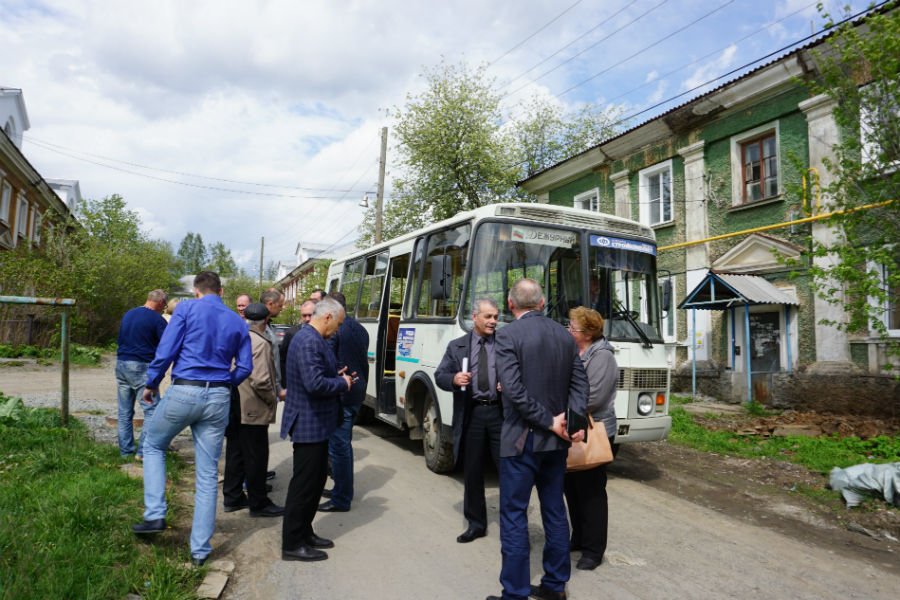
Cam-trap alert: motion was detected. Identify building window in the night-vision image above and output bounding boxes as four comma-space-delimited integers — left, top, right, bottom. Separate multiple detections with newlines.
860, 81, 900, 168
573, 188, 600, 212
730, 121, 781, 206
871, 251, 900, 337
0, 180, 11, 224
32, 211, 42, 244
16, 195, 28, 239
638, 160, 673, 227
741, 133, 778, 203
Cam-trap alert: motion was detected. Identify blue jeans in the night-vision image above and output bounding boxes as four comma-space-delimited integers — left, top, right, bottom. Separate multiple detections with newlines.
142, 384, 231, 560
115, 360, 159, 457
327, 404, 359, 509
499, 433, 570, 600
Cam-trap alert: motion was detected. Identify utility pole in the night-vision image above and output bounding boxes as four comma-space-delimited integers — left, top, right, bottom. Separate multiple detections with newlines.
259, 236, 265, 294
375, 126, 388, 244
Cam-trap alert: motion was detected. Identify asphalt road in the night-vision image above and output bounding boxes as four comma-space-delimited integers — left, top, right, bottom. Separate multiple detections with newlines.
4, 362, 898, 599
218, 412, 900, 600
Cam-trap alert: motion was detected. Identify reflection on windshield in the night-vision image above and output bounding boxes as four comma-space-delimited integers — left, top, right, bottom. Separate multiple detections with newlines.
588, 235, 662, 344
463, 222, 581, 325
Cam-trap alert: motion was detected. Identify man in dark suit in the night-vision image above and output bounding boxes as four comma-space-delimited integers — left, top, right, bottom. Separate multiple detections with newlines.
320, 291, 370, 513
435, 297, 502, 543
487, 279, 588, 600
280, 297, 355, 562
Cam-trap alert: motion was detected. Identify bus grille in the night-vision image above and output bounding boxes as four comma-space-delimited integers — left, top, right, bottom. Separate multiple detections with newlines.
617, 368, 668, 389
512, 206, 652, 239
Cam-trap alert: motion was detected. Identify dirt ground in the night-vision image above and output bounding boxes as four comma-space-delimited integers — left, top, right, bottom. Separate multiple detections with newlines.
2, 357, 899, 573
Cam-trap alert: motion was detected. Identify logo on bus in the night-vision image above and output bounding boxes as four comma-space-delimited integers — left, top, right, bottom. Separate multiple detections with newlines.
590, 235, 656, 256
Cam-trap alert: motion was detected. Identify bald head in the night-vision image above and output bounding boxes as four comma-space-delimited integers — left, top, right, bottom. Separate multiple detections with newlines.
508, 278, 544, 316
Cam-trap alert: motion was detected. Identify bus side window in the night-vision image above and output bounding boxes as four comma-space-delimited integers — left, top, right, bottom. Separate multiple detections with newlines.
415, 224, 470, 318
340, 259, 364, 318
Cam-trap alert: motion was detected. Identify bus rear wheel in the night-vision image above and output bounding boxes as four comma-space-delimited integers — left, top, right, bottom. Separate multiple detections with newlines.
422, 391, 454, 473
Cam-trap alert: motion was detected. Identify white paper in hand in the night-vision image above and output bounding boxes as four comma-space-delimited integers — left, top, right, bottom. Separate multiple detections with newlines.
460, 357, 469, 391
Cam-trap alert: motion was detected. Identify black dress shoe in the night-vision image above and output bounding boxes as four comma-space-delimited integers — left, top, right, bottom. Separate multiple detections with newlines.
132, 518, 166, 534
250, 503, 285, 518
530, 584, 567, 600
321, 488, 333, 498
282, 545, 328, 562
457, 527, 486, 543
266, 470, 276, 480
224, 496, 249, 512
266, 483, 273, 493
191, 556, 207, 567
575, 555, 602, 570
304, 533, 335, 549
318, 500, 349, 513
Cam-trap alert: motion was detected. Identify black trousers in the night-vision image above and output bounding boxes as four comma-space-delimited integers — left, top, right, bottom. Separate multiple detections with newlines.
563, 435, 613, 562
282, 440, 329, 551
223, 422, 271, 510
463, 403, 502, 531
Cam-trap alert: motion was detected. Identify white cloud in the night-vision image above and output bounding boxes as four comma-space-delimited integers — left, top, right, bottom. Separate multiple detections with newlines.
682, 44, 738, 92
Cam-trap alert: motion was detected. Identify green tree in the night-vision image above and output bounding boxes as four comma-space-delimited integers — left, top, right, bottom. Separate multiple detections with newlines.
0, 194, 179, 344
206, 241, 238, 277
800, 6, 900, 369
356, 61, 622, 247
177, 232, 207, 274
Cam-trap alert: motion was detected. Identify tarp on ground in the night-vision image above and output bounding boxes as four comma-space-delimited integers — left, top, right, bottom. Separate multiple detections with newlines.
829, 462, 900, 507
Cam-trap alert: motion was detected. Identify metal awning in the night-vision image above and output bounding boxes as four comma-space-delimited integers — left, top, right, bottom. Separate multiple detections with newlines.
676, 272, 799, 403
679, 272, 800, 310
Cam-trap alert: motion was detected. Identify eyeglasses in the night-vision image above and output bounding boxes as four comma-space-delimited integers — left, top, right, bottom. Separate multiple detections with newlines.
566, 323, 584, 333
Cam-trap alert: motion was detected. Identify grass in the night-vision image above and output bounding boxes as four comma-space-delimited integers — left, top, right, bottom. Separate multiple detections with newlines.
668, 395, 900, 475
0, 344, 104, 366
0, 396, 201, 600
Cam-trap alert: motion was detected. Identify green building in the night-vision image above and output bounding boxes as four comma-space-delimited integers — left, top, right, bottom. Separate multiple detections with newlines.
519, 37, 898, 410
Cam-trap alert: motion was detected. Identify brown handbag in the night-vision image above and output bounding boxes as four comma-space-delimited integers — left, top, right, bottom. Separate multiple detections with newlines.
566, 415, 613, 472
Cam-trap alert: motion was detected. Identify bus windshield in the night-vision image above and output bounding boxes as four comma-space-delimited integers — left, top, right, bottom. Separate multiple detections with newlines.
587, 234, 662, 345
463, 221, 583, 325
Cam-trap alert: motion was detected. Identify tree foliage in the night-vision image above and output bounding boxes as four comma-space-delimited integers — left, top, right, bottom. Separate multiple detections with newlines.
357, 60, 622, 247
206, 241, 239, 277
0, 194, 179, 344
803, 5, 900, 359
177, 232, 207, 274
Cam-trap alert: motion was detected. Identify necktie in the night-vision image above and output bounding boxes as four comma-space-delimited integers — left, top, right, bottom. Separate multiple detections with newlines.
478, 338, 490, 393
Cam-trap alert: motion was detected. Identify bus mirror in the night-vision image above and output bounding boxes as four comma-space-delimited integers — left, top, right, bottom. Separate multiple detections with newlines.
430, 255, 452, 300
662, 279, 672, 311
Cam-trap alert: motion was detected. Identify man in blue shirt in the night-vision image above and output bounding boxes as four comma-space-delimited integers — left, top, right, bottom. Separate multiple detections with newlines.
115, 289, 168, 459
132, 271, 253, 567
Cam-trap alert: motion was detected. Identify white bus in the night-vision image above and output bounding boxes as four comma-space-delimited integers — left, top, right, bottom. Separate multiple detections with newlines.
326, 203, 671, 473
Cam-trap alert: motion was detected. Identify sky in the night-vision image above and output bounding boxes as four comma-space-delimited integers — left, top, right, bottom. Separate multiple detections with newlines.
0, 0, 873, 275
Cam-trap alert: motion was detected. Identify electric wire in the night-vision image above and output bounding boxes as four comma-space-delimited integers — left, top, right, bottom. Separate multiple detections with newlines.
488, 0, 585, 66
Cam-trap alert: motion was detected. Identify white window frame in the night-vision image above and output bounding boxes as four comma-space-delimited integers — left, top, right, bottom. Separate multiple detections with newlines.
868, 250, 900, 338
15, 194, 28, 241
573, 188, 601, 212
0, 178, 11, 225
32, 210, 41, 244
638, 159, 674, 227
658, 274, 677, 343
730, 121, 781, 206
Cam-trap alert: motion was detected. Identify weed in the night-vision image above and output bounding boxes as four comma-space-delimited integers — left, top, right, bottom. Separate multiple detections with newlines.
0, 398, 200, 599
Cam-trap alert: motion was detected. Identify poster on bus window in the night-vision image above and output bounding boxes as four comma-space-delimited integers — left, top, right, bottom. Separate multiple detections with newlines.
398, 328, 415, 358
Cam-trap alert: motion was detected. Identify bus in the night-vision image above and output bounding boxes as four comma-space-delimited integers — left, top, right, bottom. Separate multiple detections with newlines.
326, 203, 671, 473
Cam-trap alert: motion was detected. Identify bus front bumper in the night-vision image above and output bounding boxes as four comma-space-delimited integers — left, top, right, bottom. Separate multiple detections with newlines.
616, 416, 672, 443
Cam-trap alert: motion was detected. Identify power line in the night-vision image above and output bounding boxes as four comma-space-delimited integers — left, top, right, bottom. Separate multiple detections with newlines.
489, 0, 585, 66
23, 134, 369, 194
502, 0, 668, 96
553, 0, 736, 99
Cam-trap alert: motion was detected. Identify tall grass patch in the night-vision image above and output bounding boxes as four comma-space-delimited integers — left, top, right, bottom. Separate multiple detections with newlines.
0, 399, 199, 600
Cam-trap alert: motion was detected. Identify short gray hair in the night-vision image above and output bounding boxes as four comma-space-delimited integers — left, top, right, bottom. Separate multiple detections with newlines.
260, 289, 283, 305
508, 278, 543, 310
246, 316, 267, 332
147, 289, 167, 303
313, 296, 345, 320
472, 297, 499, 316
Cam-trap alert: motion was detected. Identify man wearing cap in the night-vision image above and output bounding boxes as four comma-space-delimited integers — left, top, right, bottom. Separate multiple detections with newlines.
222, 302, 285, 518
132, 271, 252, 567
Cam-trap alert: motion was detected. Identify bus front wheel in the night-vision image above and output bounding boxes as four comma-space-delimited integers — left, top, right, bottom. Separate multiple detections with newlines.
422, 391, 454, 473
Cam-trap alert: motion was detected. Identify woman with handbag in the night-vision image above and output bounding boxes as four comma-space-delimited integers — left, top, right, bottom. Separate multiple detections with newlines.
565, 306, 618, 571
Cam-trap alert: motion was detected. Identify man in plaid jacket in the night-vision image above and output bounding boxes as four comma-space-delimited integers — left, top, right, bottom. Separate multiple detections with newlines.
280, 296, 354, 562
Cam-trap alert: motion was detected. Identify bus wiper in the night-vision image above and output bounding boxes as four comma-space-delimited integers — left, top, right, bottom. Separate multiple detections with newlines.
613, 299, 653, 349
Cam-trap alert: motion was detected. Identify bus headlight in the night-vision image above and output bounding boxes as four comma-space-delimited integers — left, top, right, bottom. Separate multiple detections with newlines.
637, 393, 654, 416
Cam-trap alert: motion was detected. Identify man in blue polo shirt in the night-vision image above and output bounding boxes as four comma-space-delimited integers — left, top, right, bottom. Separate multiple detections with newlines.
132, 271, 252, 567
115, 289, 168, 459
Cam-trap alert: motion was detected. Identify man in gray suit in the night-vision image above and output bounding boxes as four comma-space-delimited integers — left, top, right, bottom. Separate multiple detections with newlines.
487, 279, 588, 600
